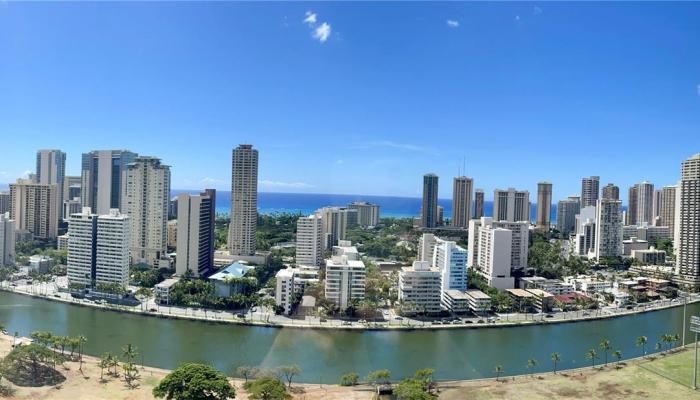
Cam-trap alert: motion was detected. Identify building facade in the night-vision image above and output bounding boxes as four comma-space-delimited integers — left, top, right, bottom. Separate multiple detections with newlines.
398, 261, 442, 314
81, 150, 138, 215
473, 189, 484, 220
36, 150, 66, 219
451, 176, 473, 228
9, 179, 59, 239
229, 144, 258, 256
295, 214, 324, 267
594, 198, 623, 260
535, 182, 552, 229
659, 185, 677, 234
176, 190, 216, 277
676, 154, 700, 286
421, 173, 439, 228
124, 156, 171, 267
556, 196, 581, 235
0, 213, 15, 266
602, 183, 620, 200
324, 241, 365, 309
433, 237, 467, 293
316, 206, 357, 250
493, 188, 530, 223
347, 201, 380, 227
581, 176, 600, 208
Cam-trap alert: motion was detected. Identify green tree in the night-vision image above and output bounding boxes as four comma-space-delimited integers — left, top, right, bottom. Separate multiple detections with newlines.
413, 368, 435, 393
366, 369, 391, 388
122, 361, 141, 389
599, 339, 611, 366
98, 353, 111, 380
277, 365, 300, 388
236, 365, 259, 384
494, 365, 504, 381
526, 358, 538, 377
153, 363, 235, 400
77, 335, 87, 372
586, 349, 598, 368
244, 377, 290, 400
636, 336, 648, 357
394, 379, 437, 400
1, 343, 65, 386
339, 372, 359, 386
551, 352, 561, 374
613, 350, 623, 368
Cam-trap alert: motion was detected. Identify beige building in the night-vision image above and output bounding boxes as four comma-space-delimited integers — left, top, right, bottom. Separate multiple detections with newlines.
658, 185, 677, 234
0, 213, 15, 266
493, 188, 530, 223
80, 150, 138, 215
316, 206, 357, 250
602, 183, 619, 200
347, 202, 380, 227
398, 261, 442, 314
676, 154, 700, 286
229, 144, 258, 256
176, 190, 216, 277
581, 176, 600, 208
36, 150, 66, 219
594, 198, 623, 260
324, 241, 365, 309
124, 157, 171, 267
451, 176, 473, 228
535, 182, 552, 229
10, 178, 59, 239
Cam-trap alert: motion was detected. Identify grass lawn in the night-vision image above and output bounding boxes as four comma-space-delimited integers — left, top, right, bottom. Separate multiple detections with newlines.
641, 346, 700, 389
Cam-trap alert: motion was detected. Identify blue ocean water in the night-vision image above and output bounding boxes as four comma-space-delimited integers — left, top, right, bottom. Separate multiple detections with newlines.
172, 190, 558, 222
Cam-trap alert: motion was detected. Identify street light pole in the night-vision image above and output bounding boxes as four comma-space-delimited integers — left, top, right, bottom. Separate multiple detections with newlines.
694, 332, 698, 390
684, 296, 688, 347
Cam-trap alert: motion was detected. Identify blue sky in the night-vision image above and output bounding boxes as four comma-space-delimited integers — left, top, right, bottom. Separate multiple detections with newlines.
1, 2, 699, 202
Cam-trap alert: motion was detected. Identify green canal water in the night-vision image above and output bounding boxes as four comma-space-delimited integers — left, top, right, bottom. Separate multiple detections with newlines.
0, 291, 696, 383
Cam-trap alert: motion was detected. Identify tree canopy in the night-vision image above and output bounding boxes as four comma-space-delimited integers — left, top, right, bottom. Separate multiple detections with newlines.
153, 363, 235, 400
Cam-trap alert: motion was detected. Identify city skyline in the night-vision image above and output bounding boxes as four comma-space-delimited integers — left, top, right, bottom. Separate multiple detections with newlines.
1, 3, 699, 201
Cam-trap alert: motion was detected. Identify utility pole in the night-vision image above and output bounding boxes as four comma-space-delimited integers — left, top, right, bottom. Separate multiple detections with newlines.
684, 296, 688, 347
694, 333, 698, 390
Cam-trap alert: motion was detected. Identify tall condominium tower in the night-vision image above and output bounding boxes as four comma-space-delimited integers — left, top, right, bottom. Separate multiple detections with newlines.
421, 174, 439, 228
676, 154, 700, 286
636, 181, 655, 225
176, 190, 216, 277
81, 150, 138, 215
594, 198, 623, 260
36, 150, 66, 218
316, 207, 357, 249
0, 213, 15, 266
602, 183, 619, 200
347, 202, 380, 227
659, 185, 677, 233
493, 188, 530, 222
295, 214, 323, 267
67, 208, 130, 288
451, 176, 473, 228
581, 176, 600, 207
653, 189, 662, 222
433, 237, 467, 292
0, 192, 10, 214
9, 178, 59, 239
535, 182, 552, 229
228, 144, 258, 256
627, 185, 639, 225
124, 157, 171, 267
473, 189, 484, 219
556, 196, 581, 236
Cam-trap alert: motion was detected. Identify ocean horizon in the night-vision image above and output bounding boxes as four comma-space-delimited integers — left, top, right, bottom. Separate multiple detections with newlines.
172, 190, 557, 223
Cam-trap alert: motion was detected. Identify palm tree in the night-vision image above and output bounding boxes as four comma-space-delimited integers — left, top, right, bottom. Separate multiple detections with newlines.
613, 350, 622, 368
77, 335, 87, 372
599, 339, 611, 366
636, 336, 648, 357
526, 358, 537, 377
551, 352, 561, 374
494, 365, 503, 382
655, 342, 662, 353
672, 334, 681, 350
586, 349, 598, 368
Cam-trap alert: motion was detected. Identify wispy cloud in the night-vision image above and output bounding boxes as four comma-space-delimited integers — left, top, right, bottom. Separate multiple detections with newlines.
515, 15, 521, 21
335, 159, 344, 165
446, 20, 460, 28
200, 177, 226, 185
303, 11, 332, 43
303, 11, 317, 25
259, 180, 315, 189
359, 140, 439, 156
697, 84, 700, 96
533, 6, 543, 15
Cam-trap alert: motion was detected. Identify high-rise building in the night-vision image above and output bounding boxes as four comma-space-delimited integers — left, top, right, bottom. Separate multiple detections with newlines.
418, 233, 437, 263
602, 183, 619, 200
473, 189, 484, 219
535, 182, 552, 229
0, 213, 15, 266
676, 154, 700, 286
636, 181, 655, 225
81, 150, 138, 215
228, 144, 258, 256
0, 192, 10, 214
275, 268, 296, 315
626, 185, 638, 225
653, 189, 662, 222
63, 198, 82, 221
594, 199, 623, 260
659, 185, 677, 234
556, 196, 581, 235
176, 190, 216, 277
421, 174, 439, 228
451, 176, 473, 228
581, 176, 600, 207
67, 208, 130, 288
433, 237, 467, 293
492, 188, 530, 222
295, 214, 323, 267
36, 150, 66, 218
63, 176, 82, 206
398, 261, 442, 315
347, 202, 380, 227
9, 179, 59, 239
324, 241, 365, 309
124, 157, 171, 267
316, 207, 357, 249
473, 220, 515, 290
574, 206, 597, 257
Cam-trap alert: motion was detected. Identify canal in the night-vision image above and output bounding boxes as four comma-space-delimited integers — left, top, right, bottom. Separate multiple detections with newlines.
0, 291, 696, 383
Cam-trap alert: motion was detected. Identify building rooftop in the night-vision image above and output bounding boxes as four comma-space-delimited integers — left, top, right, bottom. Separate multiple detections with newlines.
276, 268, 294, 278
525, 288, 554, 297
155, 278, 179, 289
465, 289, 491, 300
505, 289, 535, 298
209, 262, 256, 281
444, 290, 470, 300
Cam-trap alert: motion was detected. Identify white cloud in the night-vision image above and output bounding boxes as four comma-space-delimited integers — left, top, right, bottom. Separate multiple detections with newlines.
314, 22, 332, 43
335, 159, 344, 165
259, 180, 315, 189
21, 170, 32, 178
200, 177, 226, 185
446, 20, 459, 28
697, 84, 700, 96
515, 15, 521, 21
303, 11, 317, 25
533, 6, 543, 15
369, 140, 429, 152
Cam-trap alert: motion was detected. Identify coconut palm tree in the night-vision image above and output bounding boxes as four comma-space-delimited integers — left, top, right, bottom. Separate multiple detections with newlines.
526, 358, 537, 377
77, 335, 87, 372
613, 350, 622, 368
636, 336, 648, 357
586, 349, 598, 368
494, 365, 503, 382
551, 352, 561, 374
599, 339, 611, 366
